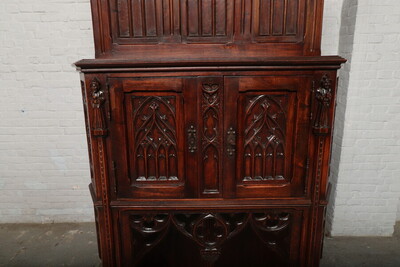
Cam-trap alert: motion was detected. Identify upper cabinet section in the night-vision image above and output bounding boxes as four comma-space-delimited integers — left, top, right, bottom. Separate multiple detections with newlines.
91, 0, 324, 59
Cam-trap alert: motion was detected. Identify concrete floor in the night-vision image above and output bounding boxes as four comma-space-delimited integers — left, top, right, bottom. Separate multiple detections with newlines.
0, 223, 101, 267
0, 223, 399, 267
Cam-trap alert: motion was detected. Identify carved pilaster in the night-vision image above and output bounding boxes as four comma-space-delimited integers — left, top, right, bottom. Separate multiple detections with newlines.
88, 77, 113, 266
97, 140, 114, 265
308, 73, 334, 264
308, 73, 335, 266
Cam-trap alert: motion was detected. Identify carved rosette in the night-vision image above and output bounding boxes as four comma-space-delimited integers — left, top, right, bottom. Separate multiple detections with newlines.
313, 74, 333, 135
90, 78, 108, 137
129, 211, 292, 264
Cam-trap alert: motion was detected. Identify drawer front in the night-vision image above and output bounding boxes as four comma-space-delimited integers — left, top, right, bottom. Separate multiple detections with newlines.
115, 207, 306, 267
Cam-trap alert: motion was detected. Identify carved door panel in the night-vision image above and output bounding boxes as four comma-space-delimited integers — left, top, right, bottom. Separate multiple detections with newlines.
109, 77, 196, 199
224, 76, 312, 198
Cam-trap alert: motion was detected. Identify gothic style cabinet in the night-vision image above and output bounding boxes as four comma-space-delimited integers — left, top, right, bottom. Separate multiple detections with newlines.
76, 1, 345, 266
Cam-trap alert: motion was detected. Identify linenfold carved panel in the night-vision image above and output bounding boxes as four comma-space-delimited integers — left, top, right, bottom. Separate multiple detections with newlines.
249, 0, 306, 42
113, 0, 180, 41
131, 96, 179, 182
111, 0, 234, 43
242, 94, 289, 182
128, 211, 293, 264
183, 0, 234, 42
111, 0, 305, 43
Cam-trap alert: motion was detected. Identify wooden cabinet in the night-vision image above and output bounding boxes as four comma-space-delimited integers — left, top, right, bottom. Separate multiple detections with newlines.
76, 1, 345, 266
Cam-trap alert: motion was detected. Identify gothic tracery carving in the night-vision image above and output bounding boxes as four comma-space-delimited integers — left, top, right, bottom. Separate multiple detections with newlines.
132, 96, 179, 182
129, 214, 171, 265
201, 83, 222, 193
243, 95, 288, 181
129, 211, 292, 264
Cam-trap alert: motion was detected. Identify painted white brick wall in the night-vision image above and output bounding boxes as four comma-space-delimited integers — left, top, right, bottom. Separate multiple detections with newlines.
321, 0, 344, 55
0, 0, 94, 223
1, 0, 399, 232
328, 0, 400, 236
326, 0, 356, 235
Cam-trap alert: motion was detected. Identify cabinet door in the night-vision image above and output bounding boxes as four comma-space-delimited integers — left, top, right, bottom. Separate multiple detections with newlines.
109, 77, 196, 199
224, 76, 312, 198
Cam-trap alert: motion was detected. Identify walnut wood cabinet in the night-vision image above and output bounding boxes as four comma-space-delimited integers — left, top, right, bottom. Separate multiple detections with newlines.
76, 1, 345, 266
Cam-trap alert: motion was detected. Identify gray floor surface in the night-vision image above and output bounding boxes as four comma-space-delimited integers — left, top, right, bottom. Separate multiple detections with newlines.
0, 222, 399, 267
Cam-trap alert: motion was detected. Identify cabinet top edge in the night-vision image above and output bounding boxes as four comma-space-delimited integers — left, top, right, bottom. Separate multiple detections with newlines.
75, 56, 346, 72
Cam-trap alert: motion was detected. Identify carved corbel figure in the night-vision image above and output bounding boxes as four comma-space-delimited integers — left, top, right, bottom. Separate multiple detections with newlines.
313, 74, 333, 135
90, 78, 107, 137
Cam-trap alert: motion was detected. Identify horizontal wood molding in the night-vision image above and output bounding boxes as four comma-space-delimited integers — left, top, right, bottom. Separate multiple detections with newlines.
75, 56, 346, 72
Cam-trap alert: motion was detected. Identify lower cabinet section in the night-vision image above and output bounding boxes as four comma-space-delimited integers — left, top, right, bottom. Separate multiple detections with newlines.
113, 208, 307, 267
82, 69, 343, 267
